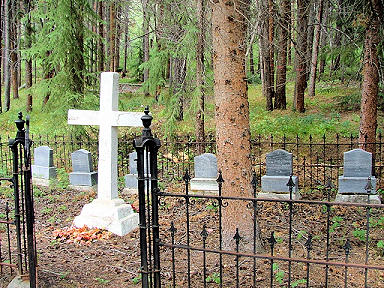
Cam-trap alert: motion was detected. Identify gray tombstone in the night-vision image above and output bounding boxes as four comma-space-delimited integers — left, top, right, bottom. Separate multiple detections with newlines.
31, 146, 57, 182
336, 149, 379, 203
69, 149, 98, 186
261, 149, 299, 198
124, 151, 150, 192
190, 153, 219, 194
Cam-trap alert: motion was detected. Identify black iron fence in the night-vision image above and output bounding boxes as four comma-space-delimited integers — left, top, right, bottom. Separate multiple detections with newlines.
0, 113, 37, 287
133, 116, 384, 287
155, 173, 384, 287
1, 133, 384, 192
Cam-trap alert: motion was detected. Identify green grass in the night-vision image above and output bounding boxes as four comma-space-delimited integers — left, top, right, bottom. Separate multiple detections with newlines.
1, 79, 380, 140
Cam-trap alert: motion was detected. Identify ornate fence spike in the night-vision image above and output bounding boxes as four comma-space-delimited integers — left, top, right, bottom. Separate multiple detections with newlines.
305, 234, 313, 251
233, 228, 241, 246
325, 178, 333, 190
286, 174, 295, 188
343, 239, 351, 256
201, 225, 208, 241
365, 176, 373, 193
267, 231, 277, 249
251, 172, 258, 191
183, 170, 191, 183
169, 221, 177, 234
216, 170, 224, 185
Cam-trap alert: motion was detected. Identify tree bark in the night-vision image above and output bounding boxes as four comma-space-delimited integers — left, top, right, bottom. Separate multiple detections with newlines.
4, 0, 11, 111
330, 0, 342, 74
288, 3, 294, 66
274, 0, 290, 110
10, 0, 18, 99
24, 0, 33, 111
308, 0, 323, 97
306, 0, 315, 80
195, 0, 205, 155
109, 1, 116, 71
123, 4, 130, 77
98, 1, 104, 72
249, 42, 255, 77
260, 3, 274, 111
318, 0, 328, 77
359, 0, 382, 164
171, 57, 186, 121
0, 0, 3, 112
294, 0, 309, 113
142, 0, 150, 85
115, 4, 121, 71
268, 0, 275, 90
211, 0, 261, 252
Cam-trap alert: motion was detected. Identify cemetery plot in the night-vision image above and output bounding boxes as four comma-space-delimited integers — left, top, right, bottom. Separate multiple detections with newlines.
0, 180, 383, 287
156, 189, 384, 287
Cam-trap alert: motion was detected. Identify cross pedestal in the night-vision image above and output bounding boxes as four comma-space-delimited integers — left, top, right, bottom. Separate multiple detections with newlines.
68, 72, 141, 236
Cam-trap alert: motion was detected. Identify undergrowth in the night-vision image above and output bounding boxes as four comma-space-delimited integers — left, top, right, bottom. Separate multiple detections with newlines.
1, 80, 381, 140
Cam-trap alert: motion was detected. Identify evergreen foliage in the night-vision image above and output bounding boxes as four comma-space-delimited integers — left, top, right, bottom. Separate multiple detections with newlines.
29, 0, 97, 109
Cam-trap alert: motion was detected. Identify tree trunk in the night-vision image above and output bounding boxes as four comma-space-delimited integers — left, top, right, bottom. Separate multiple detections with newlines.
306, 0, 315, 80
109, 1, 116, 71
98, 0, 104, 72
268, 0, 275, 90
195, 0, 205, 155
294, 0, 309, 113
249, 43, 255, 77
359, 0, 382, 164
24, 0, 33, 111
115, 4, 121, 71
4, 0, 11, 111
123, 5, 130, 77
142, 0, 150, 85
330, 0, 342, 75
10, 0, 18, 99
318, 0, 328, 78
308, 0, 323, 97
260, 0, 274, 111
211, 0, 261, 252
288, 3, 294, 66
0, 0, 3, 112
171, 57, 186, 121
274, 0, 290, 110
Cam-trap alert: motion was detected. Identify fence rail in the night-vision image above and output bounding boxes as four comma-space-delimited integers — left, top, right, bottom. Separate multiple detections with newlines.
1, 133, 383, 191
131, 116, 384, 287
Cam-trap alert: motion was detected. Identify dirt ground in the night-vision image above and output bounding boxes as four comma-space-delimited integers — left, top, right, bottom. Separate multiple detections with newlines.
1, 183, 384, 287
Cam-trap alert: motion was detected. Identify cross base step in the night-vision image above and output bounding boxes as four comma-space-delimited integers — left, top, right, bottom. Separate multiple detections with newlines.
73, 198, 139, 236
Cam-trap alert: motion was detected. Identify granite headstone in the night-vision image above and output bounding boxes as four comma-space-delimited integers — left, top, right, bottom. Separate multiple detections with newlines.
69, 149, 98, 186
261, 149, 299, 198
190, 153, 219, 194
336, 149, 379, 203
31, 146, 57, 183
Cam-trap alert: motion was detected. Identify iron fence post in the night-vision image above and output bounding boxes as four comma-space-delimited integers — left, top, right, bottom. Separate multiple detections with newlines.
8, 112, 37, 287
24, 116, 37, 288
134, 107, 161, 288
9, 113, 25, 276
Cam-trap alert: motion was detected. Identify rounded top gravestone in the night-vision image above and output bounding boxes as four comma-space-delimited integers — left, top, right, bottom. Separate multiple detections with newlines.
34, 146, 54, 167
265, 149, 293, 176
71, 149, 94, 173
194, 153, 218, 178
343, 149, 372, 177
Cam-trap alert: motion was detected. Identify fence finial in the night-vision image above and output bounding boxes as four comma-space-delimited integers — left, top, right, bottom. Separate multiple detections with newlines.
141, 106, 153, 137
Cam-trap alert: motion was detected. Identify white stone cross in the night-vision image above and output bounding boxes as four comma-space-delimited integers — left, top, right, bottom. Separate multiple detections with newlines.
67, 72, 141, 235
68, 72, 142, 200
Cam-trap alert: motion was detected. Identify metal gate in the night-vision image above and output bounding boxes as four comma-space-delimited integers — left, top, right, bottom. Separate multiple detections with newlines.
135, 110, 384, 288
0, 112, 37, 287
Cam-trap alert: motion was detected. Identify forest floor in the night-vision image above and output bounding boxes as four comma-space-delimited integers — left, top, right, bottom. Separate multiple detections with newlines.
1, 183, 384, 287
